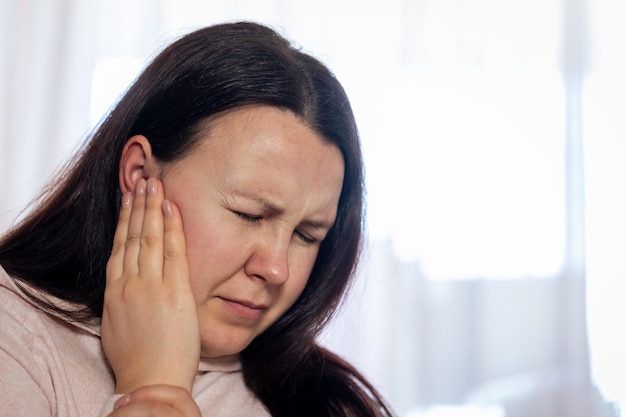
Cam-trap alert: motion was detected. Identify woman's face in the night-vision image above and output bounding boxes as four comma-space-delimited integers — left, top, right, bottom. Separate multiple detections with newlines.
160, 105, 345, 360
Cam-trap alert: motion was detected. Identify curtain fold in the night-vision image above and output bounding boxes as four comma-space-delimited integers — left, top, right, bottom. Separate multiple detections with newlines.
1, 0, 90, 227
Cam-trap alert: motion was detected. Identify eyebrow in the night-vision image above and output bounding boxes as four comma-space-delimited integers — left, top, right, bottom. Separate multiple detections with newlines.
227, 189, 334, 231
301, 218, 334, 231
228, 189, 282, 213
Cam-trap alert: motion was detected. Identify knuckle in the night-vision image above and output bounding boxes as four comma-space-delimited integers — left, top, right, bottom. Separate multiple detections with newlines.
109, 240, 125, 256
125, 233, 141, 245
120, 281, 144, 300
163, 247, 181, 261
140, 234, 160, 248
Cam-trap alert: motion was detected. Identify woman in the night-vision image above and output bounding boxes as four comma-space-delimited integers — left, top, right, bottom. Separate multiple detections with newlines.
0, 22, 393, 417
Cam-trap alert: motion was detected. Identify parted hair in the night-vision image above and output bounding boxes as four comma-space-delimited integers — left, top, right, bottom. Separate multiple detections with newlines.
0, 22, 393, 417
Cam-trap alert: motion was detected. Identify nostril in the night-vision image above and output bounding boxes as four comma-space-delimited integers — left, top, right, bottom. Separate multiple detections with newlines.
243, 234, 291, 284
244, 251, 289, 284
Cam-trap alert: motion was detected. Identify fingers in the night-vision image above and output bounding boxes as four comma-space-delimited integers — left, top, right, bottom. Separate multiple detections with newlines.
162, 199, 188, 287
102, 177, 200, 396
107, 401, 184, 417
137, 178, 165, 280
106, 191, 133, 283
106, 177, 169, 283
110, 385, 201, 417
122, 179, 147, 278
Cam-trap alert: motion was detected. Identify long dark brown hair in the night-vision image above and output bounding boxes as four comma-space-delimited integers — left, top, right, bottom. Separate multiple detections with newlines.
0, 22, 393, 417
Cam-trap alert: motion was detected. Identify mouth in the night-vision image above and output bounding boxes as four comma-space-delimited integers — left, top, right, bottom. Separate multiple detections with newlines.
217, 296, 267, 320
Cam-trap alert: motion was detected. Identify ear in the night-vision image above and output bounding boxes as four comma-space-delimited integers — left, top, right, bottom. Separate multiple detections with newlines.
118, 135, 159, 193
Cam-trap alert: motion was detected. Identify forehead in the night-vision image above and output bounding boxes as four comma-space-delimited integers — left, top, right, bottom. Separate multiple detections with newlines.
161, 105, 345, 212
189, 105, 340, 167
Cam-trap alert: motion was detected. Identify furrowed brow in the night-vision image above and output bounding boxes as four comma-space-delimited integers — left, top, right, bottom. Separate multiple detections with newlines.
224, 186, 335, 230
228, 189, 283, 214
301, 219, 334, 231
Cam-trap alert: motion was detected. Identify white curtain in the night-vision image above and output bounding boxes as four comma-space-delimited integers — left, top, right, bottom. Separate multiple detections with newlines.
1, 1, 625, 416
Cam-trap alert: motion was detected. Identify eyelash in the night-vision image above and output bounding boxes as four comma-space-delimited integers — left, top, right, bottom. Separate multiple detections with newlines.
296, 231, 316, 245
234, 211, 317, 244
235, 211, 262, 222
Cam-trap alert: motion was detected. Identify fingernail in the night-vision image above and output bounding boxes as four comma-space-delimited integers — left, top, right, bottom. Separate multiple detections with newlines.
121, 192, 132, 208
147, 177, 157, 195
135, 179, 146, 196
114, 394, 130, 408
162, 200, 172, 217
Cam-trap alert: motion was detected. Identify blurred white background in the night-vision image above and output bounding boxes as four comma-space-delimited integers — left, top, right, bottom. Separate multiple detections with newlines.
1, 1, 625, 416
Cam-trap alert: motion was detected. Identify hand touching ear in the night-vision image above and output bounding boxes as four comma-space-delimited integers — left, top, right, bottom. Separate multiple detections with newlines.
102, 178, 201, 395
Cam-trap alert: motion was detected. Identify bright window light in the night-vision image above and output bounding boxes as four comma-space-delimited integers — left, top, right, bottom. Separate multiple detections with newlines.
362, 67, 566, 280
90, 57, 142, 124
404, 405, 506, 417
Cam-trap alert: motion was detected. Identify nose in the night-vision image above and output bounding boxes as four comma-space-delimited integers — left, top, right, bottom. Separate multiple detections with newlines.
244, 234, 290, 285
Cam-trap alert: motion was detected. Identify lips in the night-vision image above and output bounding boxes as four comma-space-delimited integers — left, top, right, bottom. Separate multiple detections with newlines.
217, 296, 267, 320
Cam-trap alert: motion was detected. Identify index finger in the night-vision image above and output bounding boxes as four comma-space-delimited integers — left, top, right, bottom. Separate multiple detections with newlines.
106, 192, 133, 283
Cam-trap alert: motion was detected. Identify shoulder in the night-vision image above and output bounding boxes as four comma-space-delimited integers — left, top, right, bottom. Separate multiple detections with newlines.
0, 272, 48, 349
0, 265, 101, 367
0, 267, 116, 415
0, 270, 59, 412
0, 265, 105, 363
0, 268, 76, 381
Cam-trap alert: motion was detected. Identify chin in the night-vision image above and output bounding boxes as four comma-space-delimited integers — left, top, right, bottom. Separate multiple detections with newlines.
199, 332, 255, 359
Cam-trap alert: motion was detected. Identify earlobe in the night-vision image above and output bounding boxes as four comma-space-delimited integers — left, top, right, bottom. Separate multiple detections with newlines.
118, 135, 157, 194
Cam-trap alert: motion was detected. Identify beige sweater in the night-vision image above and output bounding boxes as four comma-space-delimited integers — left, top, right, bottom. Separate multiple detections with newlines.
0, 266, 271, 417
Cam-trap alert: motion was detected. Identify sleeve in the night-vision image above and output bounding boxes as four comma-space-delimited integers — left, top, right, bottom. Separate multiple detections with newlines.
0, 348, 53, 417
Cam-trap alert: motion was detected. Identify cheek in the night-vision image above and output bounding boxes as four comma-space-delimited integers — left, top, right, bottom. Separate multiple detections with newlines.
176, 208, 241, 292
284, 251, 318, 301
175, 193, 234, 259
291, 272, 310, 303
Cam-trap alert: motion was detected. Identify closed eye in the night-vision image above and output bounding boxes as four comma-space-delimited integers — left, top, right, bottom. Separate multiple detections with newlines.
295, 230, 317, 245
233, 210, 320, 244
234, 211, 262, 222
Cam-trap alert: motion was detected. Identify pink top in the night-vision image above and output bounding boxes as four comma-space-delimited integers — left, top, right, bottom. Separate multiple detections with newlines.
0, 266, 270, 417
